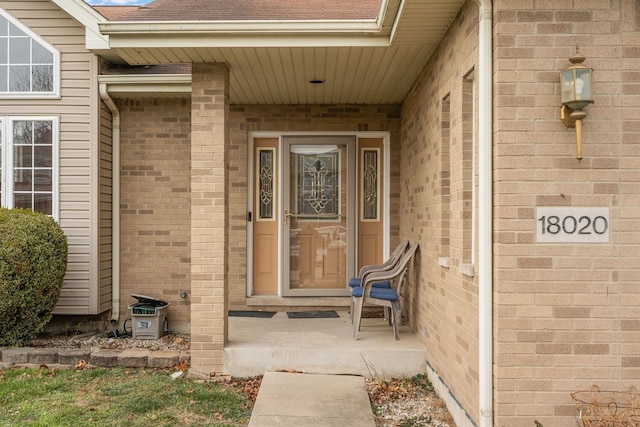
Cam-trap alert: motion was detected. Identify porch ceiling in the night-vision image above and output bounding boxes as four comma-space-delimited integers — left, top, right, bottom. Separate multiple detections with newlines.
97, 0, 465, 105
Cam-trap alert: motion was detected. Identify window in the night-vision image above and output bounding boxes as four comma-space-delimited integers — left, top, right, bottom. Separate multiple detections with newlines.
0, 117, 59, 219
0, 8, 59, 97
295, 149, 340, 217
441, 94, 451, 265
257, 148, 275, 220
360, 148, 379, 221
462, 71, 474, 264
459, 69, 477, 278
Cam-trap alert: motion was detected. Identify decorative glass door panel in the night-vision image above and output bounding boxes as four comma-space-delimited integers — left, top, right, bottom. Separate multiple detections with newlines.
283, 137, 355, 296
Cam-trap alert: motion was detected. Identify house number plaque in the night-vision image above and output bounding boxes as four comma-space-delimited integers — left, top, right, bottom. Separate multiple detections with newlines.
536, 207, 609, 243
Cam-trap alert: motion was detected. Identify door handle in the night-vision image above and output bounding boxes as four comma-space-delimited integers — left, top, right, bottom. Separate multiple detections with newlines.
283, 209, 296, 225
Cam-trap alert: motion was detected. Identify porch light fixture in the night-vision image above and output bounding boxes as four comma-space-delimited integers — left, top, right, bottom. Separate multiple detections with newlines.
560, 45, 594, 160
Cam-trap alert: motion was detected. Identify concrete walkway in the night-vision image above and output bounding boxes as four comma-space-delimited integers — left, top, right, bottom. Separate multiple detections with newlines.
249, 371, 375, 426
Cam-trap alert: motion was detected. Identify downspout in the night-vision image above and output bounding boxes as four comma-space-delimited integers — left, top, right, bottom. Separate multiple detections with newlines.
99, 83, 121, 326
476, 0, 493, 426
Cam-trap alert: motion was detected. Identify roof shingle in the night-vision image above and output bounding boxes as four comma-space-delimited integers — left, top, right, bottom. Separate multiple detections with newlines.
93, 6, 140, 20
95, 0, 380, 21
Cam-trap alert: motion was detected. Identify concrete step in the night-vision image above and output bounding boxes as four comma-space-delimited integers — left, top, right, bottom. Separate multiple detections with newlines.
224, 312, 427, 379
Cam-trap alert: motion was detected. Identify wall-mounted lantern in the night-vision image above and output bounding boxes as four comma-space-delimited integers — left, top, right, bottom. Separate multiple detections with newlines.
560, 45, 594, 160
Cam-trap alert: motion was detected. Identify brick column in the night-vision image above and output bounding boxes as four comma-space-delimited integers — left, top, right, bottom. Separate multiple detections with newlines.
189, 63, 230, 378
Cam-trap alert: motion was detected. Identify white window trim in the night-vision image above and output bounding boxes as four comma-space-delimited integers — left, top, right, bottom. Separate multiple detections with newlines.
0, 116, 60, 220
0, 8, 61, 99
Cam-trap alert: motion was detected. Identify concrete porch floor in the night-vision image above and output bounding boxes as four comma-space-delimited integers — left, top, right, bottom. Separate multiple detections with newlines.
224, 311, 428, 379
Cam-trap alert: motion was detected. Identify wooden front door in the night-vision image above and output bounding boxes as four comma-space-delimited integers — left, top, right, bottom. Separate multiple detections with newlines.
250, 135, 385, 296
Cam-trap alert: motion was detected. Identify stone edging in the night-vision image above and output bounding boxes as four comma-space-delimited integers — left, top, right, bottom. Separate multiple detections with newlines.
0, 347, 190, 369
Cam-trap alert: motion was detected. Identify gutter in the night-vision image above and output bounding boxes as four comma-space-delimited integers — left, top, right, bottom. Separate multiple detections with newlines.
97, 74, 191, 95
99, 83, 121, 326
476, 0, 493, 426
99, 20, 383, 35
99, 21, 392, 50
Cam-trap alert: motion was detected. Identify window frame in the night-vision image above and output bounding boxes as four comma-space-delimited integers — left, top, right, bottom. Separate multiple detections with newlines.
0, 116, 60, 220
0, 8, 60, 99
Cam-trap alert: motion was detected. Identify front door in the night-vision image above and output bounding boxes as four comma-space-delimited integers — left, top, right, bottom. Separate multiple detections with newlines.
250, 134, 385, 297
282, 136, 355, 296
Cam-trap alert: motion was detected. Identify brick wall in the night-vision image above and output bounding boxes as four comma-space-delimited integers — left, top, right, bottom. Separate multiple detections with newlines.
400, 1, 640, 424
492, 0, 640, 425
399, 0, 480, 422
119, 98, 192, 333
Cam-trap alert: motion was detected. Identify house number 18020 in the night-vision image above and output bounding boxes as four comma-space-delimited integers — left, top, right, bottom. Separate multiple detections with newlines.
536, 207, 610, 243
538, 215, 608, 235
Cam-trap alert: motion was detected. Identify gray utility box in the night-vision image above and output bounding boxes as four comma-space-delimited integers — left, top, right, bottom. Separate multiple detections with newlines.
128, 294, 169, 340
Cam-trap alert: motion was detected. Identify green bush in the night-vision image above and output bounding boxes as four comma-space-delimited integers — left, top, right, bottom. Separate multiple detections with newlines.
0, 208, 68, 346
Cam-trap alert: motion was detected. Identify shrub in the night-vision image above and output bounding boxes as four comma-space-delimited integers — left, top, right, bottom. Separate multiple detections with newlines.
0, 208, 68, 346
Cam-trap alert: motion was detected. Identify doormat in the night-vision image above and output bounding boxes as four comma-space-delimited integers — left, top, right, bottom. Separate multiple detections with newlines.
286, 310, 339, 319
228, 310, 276, 318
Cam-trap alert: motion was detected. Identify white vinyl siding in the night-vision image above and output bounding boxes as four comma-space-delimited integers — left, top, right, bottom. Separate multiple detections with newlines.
0, 1, 107, 315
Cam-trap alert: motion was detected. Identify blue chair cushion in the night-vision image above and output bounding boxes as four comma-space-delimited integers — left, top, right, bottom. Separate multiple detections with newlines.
348, 278, 391, 289
369, 287, 399, 301
351, 286, 398, 300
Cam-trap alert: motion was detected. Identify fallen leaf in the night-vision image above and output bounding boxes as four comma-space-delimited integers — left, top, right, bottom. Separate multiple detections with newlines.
174, 360, 189, 372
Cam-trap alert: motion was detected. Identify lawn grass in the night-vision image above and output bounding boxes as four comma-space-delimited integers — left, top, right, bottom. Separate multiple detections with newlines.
0, 366, 251, 426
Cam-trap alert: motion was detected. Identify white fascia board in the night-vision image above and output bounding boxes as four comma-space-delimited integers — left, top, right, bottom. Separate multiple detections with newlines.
98, 74, 191, 84
51, 0, 110, 50
98, 74, 191, 93
108, 33, 390, 48
86, 28, 110, 50
99, 19, 384, 36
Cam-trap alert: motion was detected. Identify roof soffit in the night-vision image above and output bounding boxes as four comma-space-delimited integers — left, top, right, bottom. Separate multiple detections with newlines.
84, 0, 466, 105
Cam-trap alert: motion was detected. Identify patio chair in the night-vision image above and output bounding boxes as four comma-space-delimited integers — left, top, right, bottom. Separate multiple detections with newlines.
348, 239, 409, 322
352, 243, 419, 340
